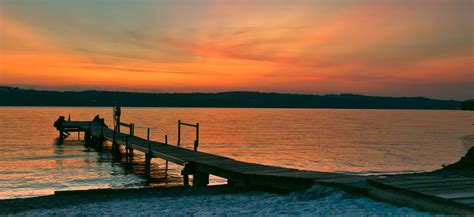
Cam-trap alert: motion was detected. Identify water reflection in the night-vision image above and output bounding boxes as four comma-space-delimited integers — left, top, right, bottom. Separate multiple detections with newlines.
0, 107, 472, 199
54, 138, 183, 189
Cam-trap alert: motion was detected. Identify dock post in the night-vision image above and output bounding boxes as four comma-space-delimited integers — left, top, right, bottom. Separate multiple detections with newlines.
147, 128, 150, 141
96, 123, 104, 150
113, 127, 116, 145
128, 124, 134, 157
182, 162, 207, 187
145, 128, 152, 177
117, 116, 120, 133
181, 162, 190, 186
78, 131, 80, 141
165, 135, 169, 171
193, 172, 209, 187
194, 123, 199, 151
125, 136, 129, 164
129, 146, 134, 158
83, 123, 90, 146
112, 127, 120, 158
183, 174, 189, 186
177, 120, 181, 146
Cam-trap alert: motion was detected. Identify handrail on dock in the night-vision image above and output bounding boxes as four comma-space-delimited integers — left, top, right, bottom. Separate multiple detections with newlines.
177, 120, 200, 151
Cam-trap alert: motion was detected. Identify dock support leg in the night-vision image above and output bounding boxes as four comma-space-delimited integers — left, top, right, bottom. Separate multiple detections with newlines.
182, 162, 206, 187
183, 174, 189, 186
125, 137, 129, 164
111, 128, 120, 159
129, 148, 134, 158
112, 143, 120, 159
193, 172, 209, 187
145, 154, 151, 177
145, 131, 152, 177
181, 163, 192, 186
125, 148, 128, 164
165, 135, 168, 172
84, 129, 91, 146
95, 135, 104, 151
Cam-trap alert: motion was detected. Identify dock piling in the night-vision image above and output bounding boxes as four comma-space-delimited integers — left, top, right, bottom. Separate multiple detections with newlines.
193, 172, 209, 187
177, 120, 181, 146
182, 162, 190, 186
147, 128, 150, 141
125, 136, 129, 163
165, 135, 169, 171
145, 128, 152, 177
194, 123, 199, 151
112, 127, 120, 158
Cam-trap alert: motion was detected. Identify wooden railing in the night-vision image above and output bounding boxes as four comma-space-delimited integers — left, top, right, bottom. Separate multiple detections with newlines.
177, 120, 200, 151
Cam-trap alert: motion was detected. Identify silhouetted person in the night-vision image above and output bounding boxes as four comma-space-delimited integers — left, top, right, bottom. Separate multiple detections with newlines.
93, 115, 101, 122
113, 101, 121, 131
53, 116, 65, 129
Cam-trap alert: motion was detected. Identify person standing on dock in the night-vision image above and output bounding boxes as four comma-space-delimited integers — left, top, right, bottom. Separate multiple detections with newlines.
113, 101, 121, 132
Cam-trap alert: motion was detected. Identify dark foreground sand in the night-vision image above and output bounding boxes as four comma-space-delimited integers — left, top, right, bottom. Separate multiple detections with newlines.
1, 184, 426, 216
0, 185, 238, 215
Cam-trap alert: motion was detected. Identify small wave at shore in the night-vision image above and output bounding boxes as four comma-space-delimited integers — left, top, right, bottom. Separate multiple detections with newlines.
14, 184, 432, 216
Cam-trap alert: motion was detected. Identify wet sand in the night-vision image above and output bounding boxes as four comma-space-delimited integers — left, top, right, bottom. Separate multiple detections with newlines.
0, 185, 238, 215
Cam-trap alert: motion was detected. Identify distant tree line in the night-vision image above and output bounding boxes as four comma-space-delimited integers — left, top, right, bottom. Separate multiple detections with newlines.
462, 100, 474, 110
0, 86, 464, 110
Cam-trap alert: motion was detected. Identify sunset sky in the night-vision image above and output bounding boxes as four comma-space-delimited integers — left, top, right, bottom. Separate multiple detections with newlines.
0, 0, 472, 100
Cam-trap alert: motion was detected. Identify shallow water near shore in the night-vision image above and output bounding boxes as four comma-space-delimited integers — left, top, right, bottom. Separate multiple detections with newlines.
0, 107, 472, 212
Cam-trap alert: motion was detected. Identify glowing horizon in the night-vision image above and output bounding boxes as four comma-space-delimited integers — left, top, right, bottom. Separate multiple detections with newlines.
0, 0, 473, 100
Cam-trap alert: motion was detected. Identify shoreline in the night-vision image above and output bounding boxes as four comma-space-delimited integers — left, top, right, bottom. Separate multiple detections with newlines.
0, 185, 238, 215
2, 147, 473, 215
1, 184, 427, 216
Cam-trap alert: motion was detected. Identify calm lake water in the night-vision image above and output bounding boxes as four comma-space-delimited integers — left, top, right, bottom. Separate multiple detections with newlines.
0, 107, 472, 199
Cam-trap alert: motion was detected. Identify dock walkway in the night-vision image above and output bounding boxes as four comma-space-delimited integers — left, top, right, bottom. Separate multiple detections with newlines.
54, 116, 474, 215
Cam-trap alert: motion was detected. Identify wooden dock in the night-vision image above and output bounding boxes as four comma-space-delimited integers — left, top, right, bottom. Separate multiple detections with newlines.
53, 114, 474, 215
368, 175, 474, 214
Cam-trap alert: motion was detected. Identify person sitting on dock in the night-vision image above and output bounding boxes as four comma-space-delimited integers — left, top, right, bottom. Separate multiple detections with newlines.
93, 115, 101, 122
92, 115, 108, 127
53, 116, 65, 130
